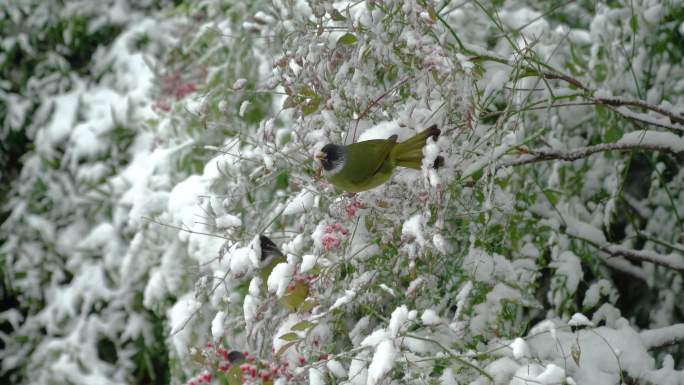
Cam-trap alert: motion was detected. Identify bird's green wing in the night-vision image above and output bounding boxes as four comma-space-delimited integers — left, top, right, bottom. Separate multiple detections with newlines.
344, 136, 397, 184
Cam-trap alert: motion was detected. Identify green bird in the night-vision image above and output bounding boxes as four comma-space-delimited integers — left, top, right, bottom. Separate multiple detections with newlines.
258, 235, 309, 311
315, 125, 444, 193
258, 235, 286, 286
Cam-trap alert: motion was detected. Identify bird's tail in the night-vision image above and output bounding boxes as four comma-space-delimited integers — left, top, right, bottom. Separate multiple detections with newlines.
391, 124, 444, 169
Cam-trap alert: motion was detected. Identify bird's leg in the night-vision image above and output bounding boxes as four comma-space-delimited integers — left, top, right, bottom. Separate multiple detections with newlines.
314, 166, 322, 180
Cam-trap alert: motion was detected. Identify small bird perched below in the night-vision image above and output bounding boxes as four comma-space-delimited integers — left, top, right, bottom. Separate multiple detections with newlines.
258, 235, 286, 286
315, 125, 444, 193
258, 235, 308, 311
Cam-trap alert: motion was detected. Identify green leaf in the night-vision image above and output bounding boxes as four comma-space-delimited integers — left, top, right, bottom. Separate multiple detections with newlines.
427, 5, 438, 21
543, 189, 559, 206
278, 332, 300, 342
219, 366, 243, 385
299, 299, 316, 313
471, 168, 484, 182
282, 95, 297, 109
279, 281, 309, 310
299, 86, 321, 116
604, 125, 622, 143
337, 33, 358, 45
630, 14, 638, 32
275, 341, 297, 358
275, 172, 289, 189
291, 320, 315, 331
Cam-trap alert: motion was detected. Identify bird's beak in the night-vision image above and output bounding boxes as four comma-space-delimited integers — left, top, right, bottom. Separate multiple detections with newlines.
314, 151, 326, 161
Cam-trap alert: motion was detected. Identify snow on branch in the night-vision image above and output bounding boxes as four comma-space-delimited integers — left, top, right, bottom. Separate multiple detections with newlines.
561, 218, 684, 273
596, 97, 684, 126
640, 324, 684, 349
502, 130, 684, 167
603, 245, 684, 273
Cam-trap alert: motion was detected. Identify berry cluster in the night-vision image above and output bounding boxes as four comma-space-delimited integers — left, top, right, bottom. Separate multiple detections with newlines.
186, 342, 310, 384
321, 223, 348, 251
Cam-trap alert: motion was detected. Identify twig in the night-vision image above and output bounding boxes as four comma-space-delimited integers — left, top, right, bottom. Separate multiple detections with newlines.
348, 76, 410, 144
402, 333, 494, 383
143, 216, 230, 240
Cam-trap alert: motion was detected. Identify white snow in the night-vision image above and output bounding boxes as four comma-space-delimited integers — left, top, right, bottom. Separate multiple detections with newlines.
509, 337, 530, 359
330, 290, 356, 311
421, 309, 442, 326
357, 120, 416, 142
617, 130, 684, 153
300, 254, 317, 273
168, 294, 201, 358
568, 313, 594, 328
239, 100, 251, 117
402, 214, 426, 246
211, 311, 226, 341
282, 190, 316, 215
388, 305, 409, 337
640, 324, 684, 349
367, 339, 396, 385
215, 214, 242, 229
327, 359, 347, 379
229, 244, 256, 277
309, 367, 325, 385
232, 78, 247, 89
267, 262, 294, 297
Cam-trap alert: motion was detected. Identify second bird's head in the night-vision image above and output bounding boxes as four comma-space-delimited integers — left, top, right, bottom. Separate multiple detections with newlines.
315, 144, 347, 175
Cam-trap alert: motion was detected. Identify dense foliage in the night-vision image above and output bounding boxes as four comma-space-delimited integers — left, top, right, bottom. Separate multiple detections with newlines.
2, 1, 683, 384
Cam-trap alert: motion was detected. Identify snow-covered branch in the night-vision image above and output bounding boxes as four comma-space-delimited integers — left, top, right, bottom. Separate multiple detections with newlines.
596, 97, 684, 126
548, 214, 684, 273
603, 245, 684, 273
640, 324, 684, 349
502, 130, 684, 167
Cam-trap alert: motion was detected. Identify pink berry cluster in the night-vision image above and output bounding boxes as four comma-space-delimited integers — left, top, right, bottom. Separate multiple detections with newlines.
186, 342, 312, 385
321, 223, 348, 251
153, 67, 206, 112
345, 200, 362, 218
186, 371, 213, 385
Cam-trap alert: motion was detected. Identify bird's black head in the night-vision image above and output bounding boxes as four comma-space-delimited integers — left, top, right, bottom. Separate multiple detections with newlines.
226, 350, 246, 364
259, 235, 283, 262
317, 144, 347, 172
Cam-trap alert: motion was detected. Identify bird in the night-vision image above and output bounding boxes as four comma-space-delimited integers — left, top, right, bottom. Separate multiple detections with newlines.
315, 125, 444, 193
258, 235, 308, 311
226, 350, 246, 364
258, 235, 286, 286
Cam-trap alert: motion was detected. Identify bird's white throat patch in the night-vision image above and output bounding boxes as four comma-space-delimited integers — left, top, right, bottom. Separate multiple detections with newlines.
321, 156, 346, 176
